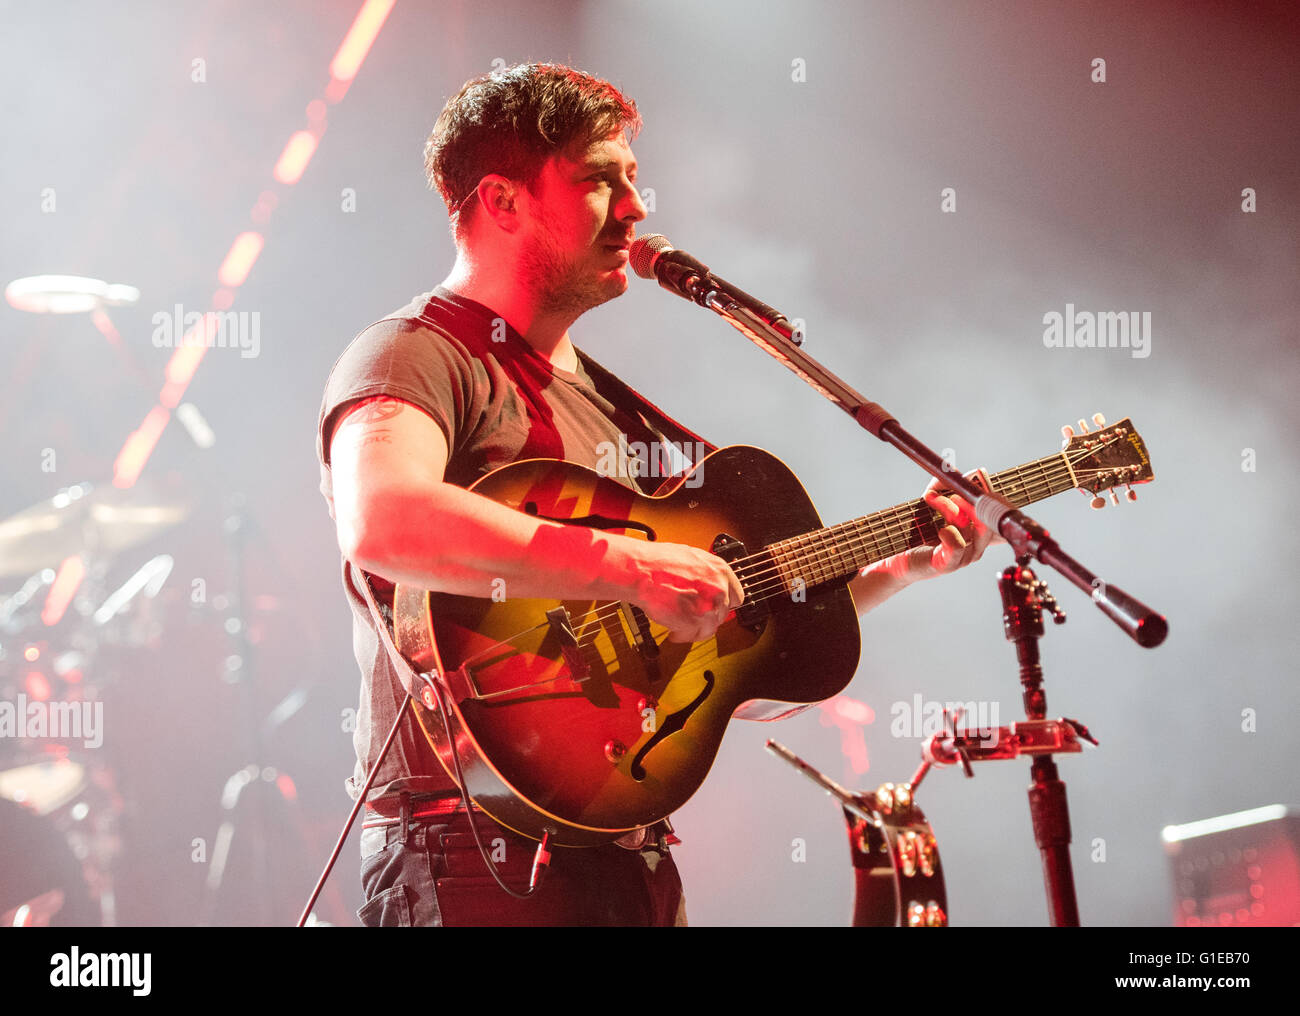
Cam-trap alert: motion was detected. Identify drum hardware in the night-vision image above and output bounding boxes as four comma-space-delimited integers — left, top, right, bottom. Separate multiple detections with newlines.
888, 563, 1102, 926
766, 740, 948, 927
0, 759, 122, 926
764, 560, 1112, 927
198, 497, 312, 926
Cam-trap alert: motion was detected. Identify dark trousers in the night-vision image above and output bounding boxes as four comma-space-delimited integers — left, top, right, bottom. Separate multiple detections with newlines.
358, 804, 686, 927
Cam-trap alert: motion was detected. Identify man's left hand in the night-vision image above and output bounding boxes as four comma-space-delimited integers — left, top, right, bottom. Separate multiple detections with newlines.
876, 474, 1004, 584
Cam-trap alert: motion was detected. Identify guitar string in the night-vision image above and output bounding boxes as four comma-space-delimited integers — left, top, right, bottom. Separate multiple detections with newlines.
692, 445, 1109, 596
563, 464, 1097, 653
647, 447, 1095, 597
460, 458, 1111, 695
452, 438, 1124, 681
558, 465, 1104, 679
563, 454, 1110, 647
566, 450, 1101, 640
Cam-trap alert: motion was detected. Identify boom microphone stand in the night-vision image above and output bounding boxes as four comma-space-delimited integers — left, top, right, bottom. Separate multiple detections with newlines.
629, 234, 1169, 923
629, 233, 1167, 649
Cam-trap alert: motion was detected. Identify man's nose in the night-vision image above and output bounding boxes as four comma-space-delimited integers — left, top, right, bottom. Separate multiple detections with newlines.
619, 182, 648, 222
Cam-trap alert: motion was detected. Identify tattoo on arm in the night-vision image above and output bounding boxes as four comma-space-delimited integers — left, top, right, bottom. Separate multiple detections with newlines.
340, 398, 405, 428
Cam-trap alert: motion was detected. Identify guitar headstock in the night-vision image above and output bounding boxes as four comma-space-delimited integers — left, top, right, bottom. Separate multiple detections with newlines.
1061, 413, 1153, 507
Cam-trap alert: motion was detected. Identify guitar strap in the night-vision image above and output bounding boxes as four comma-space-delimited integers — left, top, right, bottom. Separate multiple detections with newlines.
575, 348, 719, 464
351, 559, 433, 704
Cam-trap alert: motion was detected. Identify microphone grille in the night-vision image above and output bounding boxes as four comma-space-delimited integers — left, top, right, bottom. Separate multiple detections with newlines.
629, 233, 673, 280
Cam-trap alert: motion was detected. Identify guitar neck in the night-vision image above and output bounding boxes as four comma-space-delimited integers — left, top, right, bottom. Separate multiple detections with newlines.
761, 451, 1079, 590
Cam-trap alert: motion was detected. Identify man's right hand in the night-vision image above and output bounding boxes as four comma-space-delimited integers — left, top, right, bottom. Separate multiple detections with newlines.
623, 541, 745, 644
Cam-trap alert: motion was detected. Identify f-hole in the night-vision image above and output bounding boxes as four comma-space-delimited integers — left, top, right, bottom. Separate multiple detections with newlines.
523, 502, 656, 541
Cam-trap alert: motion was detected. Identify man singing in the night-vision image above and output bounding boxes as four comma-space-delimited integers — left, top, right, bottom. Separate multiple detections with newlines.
316, 62, 994, 926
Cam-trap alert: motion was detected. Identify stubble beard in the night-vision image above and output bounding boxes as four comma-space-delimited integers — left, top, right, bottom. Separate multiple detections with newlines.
518, 229, 625, 319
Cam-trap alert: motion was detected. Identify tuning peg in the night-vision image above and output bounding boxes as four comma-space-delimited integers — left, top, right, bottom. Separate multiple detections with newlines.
1092, 413, 1106, 427
1061, 424, 1075, 449
1109, 489, 1120, 506
1077, 419, 1090, 434
1090, 495, 1106, 509
1125, 485, 1137, 502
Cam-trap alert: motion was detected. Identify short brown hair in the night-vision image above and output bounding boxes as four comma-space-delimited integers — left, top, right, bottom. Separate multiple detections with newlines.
424, 62, 641, 238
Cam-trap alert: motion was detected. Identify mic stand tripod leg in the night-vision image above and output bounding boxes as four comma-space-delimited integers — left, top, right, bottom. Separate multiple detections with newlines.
1028, 754, 1079, 927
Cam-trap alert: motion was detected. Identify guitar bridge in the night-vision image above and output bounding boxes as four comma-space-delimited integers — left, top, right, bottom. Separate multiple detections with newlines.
620, 601, 658, 660
545, 606, 590, 680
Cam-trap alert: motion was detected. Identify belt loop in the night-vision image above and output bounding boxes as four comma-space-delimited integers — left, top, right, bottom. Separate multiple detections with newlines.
398, 791, 412, 844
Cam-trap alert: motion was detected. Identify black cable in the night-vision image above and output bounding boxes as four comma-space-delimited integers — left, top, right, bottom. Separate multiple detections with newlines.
298, 667, 551, 925
295, 693, 412, 927
422, 671, 550, 900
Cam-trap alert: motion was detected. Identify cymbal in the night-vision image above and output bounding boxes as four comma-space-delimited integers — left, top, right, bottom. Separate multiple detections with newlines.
4, 275, 140, 315
0, 478, 192, 578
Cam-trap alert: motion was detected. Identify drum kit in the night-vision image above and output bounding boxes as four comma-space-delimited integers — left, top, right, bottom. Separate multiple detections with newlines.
1, 274, 205, 926
0, 470, 202, 930
0, 477, 191, 926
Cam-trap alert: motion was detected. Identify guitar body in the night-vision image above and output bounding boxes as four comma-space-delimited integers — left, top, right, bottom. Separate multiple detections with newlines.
394, 446, 862, 846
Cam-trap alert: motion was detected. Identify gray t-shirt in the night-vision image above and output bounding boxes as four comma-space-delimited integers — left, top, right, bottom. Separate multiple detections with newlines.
316, 286, 713, 802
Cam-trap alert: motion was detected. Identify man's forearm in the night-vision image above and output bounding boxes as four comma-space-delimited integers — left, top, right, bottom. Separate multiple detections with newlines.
345, 482, 646, 602
352, 484, 916, 615
848, 565, 914, 617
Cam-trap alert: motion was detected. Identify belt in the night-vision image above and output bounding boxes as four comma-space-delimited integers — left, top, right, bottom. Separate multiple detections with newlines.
359, 792, 680, 858
362, 792, 466, 826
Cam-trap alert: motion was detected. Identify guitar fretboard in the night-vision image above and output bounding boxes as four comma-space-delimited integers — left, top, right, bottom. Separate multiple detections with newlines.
753, 452, 1078, 597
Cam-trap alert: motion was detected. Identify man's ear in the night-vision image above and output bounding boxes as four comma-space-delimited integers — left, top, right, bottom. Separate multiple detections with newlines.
475, 174, 520, 232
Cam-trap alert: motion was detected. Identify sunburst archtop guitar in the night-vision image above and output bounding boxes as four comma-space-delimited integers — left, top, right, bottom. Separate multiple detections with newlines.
391, 416, 1152, 845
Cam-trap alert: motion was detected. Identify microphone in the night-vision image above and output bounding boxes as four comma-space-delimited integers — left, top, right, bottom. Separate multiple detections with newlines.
628, 234, 712, 302
628, 233, 800, 345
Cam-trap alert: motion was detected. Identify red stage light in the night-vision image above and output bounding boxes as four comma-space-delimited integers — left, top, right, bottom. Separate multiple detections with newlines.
329, 0, 395, 85
25, 670, 52, 702
41, 556, 85, 626
273, 130, 319, 185
113, 406, 171, 488
217, 231, 264, 287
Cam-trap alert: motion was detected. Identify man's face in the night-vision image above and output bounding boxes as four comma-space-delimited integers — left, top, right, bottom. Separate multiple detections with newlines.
516, 131, 647, 316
